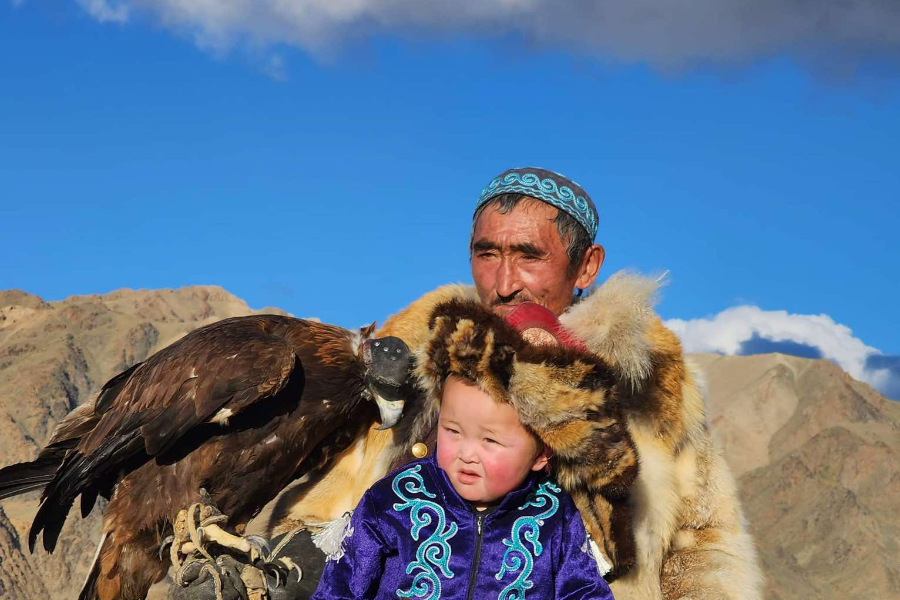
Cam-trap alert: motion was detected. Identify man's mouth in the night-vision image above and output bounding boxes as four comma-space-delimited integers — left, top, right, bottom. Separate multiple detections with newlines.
492, 302, 527, 315
492, 297, 537, 315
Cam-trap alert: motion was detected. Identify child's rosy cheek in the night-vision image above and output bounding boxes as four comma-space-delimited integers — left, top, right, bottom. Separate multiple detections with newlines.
436, 434, 455, 470
486, 460, 517, 488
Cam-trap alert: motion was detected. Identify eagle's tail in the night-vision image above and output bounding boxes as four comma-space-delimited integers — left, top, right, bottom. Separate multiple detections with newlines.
29, 430, 144, 553
0, 392, 107, 501
0, 448, 68, 500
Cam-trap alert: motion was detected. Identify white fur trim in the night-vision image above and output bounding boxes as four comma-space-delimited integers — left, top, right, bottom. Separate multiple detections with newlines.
561, 271, 664, 391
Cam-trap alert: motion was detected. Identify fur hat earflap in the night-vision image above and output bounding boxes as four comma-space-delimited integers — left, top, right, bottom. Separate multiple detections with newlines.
415, 299, 639, 578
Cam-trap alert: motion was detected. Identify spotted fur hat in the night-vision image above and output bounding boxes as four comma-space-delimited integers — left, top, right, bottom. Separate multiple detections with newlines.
415, 299, 638, 578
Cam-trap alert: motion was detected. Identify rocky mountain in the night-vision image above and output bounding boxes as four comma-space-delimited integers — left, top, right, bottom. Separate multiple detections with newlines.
1, 287, 898, 600
694, 353, 900, 600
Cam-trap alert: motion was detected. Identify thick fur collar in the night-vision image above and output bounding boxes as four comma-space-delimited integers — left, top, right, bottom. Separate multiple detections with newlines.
560, 271, 662, 393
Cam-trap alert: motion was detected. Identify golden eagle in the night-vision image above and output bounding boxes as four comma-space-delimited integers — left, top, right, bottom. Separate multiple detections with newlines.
0, 315, 411, 600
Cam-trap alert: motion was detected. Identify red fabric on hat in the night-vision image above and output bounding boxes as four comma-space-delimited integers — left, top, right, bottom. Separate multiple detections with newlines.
504, 303, 587, 352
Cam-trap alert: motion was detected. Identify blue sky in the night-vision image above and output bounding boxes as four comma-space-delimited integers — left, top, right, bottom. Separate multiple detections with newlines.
1, 1, 898, 397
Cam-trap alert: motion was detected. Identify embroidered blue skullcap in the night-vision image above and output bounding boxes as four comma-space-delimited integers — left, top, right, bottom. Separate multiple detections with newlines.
475, 167, 599, 240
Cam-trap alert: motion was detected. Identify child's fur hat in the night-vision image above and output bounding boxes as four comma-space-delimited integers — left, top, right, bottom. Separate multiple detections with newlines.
415, 299, 639, 578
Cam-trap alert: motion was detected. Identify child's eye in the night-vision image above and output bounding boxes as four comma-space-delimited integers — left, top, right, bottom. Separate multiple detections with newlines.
443, 426, 459, 435
484, 438, 499, 445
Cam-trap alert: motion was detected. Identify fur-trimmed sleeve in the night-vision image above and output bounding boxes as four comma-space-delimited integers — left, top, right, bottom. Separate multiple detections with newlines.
658, 399, 762, 600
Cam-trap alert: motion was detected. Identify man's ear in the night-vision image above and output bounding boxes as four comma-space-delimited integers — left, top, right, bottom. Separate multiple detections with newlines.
530, 444, 552, 472
575, 244, 605, 290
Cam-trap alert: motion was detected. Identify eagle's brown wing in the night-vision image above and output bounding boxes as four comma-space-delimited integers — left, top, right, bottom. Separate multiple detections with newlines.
29, 315, 310, 552
81, 316, 298, 456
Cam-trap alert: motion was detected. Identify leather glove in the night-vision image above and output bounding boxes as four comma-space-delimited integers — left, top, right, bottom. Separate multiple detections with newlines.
166, 529, 326, 600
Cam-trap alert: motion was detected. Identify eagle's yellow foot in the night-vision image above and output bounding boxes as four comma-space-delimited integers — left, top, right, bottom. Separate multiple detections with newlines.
162, 490, 268, 571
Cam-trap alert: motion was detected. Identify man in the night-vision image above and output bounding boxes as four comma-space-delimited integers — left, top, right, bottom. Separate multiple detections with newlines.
174, 168, 761, 600
467, 169, 761, 599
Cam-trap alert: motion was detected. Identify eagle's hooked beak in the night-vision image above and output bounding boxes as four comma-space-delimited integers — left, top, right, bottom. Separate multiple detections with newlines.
362, 336, 411, 430
373, 395, 405, 430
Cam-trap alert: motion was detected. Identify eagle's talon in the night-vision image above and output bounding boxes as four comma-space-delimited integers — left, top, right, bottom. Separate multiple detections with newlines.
259, 558, 296, 588
159, 534, 175, 560
244, 535, 271, 561
265, 562, 282, 588
277, 557, 303, 583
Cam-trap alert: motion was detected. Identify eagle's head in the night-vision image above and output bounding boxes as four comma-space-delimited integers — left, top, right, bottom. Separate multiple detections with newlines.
362, 336, 411, 429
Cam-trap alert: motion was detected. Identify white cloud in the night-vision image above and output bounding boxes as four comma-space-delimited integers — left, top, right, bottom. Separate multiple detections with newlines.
666, 306, 899, 399
74, 0, 129, 23
57, 0, 900, 73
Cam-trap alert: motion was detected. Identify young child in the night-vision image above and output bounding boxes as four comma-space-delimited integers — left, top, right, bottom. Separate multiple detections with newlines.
311, 301, 618, 600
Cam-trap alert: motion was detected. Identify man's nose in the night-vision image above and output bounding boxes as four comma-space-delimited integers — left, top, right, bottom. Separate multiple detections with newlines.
495, 257, 522, 300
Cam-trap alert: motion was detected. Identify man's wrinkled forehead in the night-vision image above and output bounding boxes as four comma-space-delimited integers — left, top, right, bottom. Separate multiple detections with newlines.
473, 195, 559, 223
470, 197, 562, 251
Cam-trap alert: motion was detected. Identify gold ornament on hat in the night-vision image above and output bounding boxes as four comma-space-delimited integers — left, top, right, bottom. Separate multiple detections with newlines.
411, 443, 428, 459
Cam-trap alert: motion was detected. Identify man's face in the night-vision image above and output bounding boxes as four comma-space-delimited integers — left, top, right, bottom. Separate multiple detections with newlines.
470, 198, 580, 317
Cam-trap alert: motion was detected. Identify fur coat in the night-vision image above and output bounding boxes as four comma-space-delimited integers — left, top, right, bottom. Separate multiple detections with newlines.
268, 272, 762, 600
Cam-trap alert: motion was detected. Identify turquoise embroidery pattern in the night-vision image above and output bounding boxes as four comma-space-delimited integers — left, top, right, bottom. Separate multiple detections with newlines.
495, 481, 562, 600
478, 171, 598, 239
392, 465, 458, 600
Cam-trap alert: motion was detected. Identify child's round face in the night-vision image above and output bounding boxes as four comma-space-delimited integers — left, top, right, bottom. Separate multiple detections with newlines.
436, 376, 548, 509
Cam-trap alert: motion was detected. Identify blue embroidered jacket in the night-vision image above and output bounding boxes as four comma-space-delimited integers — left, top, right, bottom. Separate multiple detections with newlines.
311, 454, 614, 600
